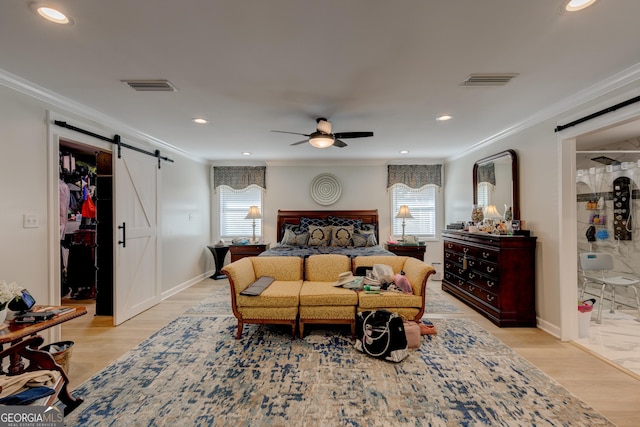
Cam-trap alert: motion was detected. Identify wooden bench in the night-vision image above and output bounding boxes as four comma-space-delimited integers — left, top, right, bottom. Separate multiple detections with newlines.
0, 335, 83, 415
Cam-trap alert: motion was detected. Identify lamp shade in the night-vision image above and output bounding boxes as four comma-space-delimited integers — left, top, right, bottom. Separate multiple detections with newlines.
245, 206, 262, 219
395, 205, 413, 219
484, 204, 501, 220
308, 135, 335, 148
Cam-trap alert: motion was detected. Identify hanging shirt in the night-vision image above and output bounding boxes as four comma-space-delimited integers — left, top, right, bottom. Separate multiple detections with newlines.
59, 179, 70, 240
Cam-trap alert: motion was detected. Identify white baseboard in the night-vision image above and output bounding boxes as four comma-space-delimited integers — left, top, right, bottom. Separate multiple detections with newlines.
536, 317, 561, 340
161, 271, 213, 300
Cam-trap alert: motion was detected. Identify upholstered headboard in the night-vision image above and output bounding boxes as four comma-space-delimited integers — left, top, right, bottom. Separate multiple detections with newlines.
276, 209, 379, 242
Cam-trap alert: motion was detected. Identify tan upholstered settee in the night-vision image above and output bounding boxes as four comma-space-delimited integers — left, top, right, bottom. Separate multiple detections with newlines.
222, 254, 435, 339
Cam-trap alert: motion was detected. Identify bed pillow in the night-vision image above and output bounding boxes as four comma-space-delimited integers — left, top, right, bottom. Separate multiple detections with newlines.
281, 228, 310, 246
356, 225, 378, 247
308, 225, 332, 246
330, 225, 354, 247
327, 216, 362, 230
352, 233, 368, 247
300, 217, 327, 232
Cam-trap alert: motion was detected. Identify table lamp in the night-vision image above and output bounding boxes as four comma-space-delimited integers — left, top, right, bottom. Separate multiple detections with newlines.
245, 206, 262, 243
395, 205, 413, 242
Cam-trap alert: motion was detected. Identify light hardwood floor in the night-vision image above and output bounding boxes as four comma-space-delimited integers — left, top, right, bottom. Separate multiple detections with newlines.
61, 279, 640, 427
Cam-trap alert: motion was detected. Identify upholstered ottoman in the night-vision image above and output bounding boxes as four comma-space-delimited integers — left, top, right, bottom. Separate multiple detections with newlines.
299, 255, 358, 338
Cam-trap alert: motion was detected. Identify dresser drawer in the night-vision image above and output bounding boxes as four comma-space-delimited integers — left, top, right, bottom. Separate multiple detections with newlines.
467, 270, 499, 292
462, 282, 499, 309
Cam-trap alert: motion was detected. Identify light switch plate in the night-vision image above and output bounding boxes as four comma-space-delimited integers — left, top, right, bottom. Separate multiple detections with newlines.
23, 213, 39, 228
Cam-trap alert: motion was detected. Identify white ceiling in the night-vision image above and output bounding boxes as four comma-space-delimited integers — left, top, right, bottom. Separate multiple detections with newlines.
2, 0, 640, 163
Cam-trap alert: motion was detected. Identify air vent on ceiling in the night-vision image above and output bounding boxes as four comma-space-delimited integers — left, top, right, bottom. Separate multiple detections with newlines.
121, 79, 177, 92
461, 73, 519, 87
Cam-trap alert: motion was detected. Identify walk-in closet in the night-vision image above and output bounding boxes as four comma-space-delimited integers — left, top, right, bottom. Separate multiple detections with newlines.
59, 140, 113, 315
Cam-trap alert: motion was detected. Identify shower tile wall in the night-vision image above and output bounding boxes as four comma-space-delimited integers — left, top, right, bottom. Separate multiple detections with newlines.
577, 153, 640, 309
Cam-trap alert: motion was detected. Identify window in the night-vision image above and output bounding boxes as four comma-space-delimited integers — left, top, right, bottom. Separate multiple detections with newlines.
476, 182, 493, 208
391, 184, 437, 238
219, 186, 262, 238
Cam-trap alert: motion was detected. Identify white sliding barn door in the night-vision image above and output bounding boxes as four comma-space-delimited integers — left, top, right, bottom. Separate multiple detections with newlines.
113, 149, 160, 325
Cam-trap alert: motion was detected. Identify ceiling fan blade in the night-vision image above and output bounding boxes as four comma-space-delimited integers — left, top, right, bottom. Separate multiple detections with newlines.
333, 139, 348, 148
290, 139, 309, 146
333, 131, 374, 139
271, 130, 311, 137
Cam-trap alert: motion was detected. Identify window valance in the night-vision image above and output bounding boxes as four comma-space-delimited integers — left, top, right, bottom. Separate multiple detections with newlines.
476, 163, 496, 186
213, 166, 266, 191
387, 164, 442, 189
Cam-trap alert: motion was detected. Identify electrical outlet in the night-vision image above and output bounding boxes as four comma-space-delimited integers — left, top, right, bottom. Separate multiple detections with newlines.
23, 214, 39, 228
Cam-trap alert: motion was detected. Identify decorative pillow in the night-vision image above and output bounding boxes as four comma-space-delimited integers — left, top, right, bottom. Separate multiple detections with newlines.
357, 225, 378, 247
308, 225, 332, 246
300, 217, 327, 232
330, 225, 354, 247
352, 233, 368, 247
281, 228, 310, 246
327, 216, 362, 230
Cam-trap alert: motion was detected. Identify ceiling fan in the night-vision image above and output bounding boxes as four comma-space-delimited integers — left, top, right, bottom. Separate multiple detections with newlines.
271, 118, 374, 148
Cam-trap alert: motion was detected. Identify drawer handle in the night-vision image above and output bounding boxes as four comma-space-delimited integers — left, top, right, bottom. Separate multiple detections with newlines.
447, 243, 453, 249
486, 266, 495, 273
463, 248, 469, 253
468, 285, 475, 292
487, 280, 495, 287
445, 253, 451, 258
486, 295, 495, 302
458, 268, 464, 275
482, 252, 490, 258
468, 260, 475, 267
468, 273, 475, 279
458, 280, 465, 286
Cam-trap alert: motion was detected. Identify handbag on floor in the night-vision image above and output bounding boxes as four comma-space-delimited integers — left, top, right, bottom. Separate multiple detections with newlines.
354, 310, 409, 362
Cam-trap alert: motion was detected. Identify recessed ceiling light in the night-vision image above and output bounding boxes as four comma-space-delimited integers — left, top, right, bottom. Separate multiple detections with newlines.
436, 115, 453, 121
400, 150, 409, 154
242, 152, 251, 156
192, 118, 208, 124
565, 0, 598, 12
32, 4, 73, 24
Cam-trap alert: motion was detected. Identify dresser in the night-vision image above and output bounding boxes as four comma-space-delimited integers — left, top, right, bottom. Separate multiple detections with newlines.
441, 230, 537, 327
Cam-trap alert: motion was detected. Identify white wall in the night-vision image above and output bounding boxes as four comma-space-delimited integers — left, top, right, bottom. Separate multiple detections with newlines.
258, 162, 444, 266
160, 154, 211, 294
0, 84, 211, 310
0, 85, 50, 305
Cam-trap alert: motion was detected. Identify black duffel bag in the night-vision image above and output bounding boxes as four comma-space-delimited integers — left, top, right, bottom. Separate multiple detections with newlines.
354, 310, 409, 363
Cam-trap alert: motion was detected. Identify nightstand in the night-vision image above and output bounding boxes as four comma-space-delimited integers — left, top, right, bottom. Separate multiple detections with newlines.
385, 242, 427, 260
229, 243, 270, 262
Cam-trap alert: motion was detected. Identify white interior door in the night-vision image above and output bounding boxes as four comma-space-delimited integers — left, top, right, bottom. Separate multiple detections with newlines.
114, 149, 160, 325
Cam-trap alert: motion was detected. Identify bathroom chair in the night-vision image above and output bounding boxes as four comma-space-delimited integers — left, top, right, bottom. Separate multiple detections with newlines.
579, 252, 640, 324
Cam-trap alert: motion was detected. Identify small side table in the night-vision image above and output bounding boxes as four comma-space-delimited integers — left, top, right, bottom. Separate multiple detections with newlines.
207, 245, 230, 280
385, 242, 427, 260
229, 243, 270, 262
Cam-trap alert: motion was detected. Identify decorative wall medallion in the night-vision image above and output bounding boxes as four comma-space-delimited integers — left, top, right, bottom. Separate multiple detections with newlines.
310, 173, 342, 206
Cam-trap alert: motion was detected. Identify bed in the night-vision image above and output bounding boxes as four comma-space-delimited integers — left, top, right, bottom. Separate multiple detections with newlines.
259, 209, 395, 258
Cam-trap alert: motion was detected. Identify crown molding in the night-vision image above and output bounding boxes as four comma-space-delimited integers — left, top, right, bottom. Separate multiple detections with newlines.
0, 68, 206, 164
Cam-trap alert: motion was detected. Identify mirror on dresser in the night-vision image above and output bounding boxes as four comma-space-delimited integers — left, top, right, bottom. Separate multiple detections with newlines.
473, 149, 519, 221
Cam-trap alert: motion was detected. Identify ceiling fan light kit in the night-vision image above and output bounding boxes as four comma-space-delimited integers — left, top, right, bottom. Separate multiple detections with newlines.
271, 117, 374, 149
309, 135, 335, 149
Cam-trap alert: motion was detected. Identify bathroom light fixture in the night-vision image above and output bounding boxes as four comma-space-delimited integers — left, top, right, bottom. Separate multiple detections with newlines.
436, 115, 453, 121
245, 206, 262, 243
32, 4, 73, 24
395, 205, 413, 242
308, 135, 335, 148
565, 0, 598, 12
192, 118, 208, 124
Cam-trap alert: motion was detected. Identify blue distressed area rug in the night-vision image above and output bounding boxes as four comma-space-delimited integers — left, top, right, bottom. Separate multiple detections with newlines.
65, 316, 613, 426
186, 284, 461, 316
